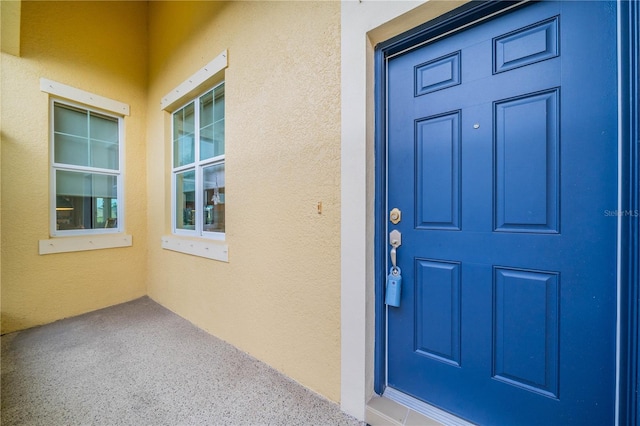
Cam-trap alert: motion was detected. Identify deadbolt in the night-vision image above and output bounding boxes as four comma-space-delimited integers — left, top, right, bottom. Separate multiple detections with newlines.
390, 208, 401, 224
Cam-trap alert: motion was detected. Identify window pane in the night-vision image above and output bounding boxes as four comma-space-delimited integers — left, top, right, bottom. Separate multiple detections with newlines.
54, 104, 89, 167
173, 103, 195, 167
55, 133, 89, 166
90, 140, 119, 170
203, 163, 225, 233
55, 170, 118, 230
200, 91, 214, 128
213, 85, 225, 124
90, 113, 119, 170
175, 169, 196, 230
199, 91, 214, 160
90, 113, 118, 142
57, 170, 117, 197
94, 197, 118, 228
200, 84, 224, 160
54, 104, 88, 137
54, 105, 120, 170
213, 85, 225, 157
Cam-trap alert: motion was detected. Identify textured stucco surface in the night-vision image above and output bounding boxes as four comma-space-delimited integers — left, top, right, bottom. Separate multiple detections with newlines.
1, 0, 21, 56
0, 1, 148, 333
146, 1, 342, 402
2, 0, 342, 406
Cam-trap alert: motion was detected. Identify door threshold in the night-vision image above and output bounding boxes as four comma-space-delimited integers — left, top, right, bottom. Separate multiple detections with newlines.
366, 388, 475, 426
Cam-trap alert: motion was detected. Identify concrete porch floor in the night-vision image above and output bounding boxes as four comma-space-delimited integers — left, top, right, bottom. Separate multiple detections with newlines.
1, 297, 363, 426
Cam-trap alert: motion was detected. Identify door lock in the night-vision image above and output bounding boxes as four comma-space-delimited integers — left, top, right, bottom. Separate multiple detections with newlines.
390, 208, 402, 224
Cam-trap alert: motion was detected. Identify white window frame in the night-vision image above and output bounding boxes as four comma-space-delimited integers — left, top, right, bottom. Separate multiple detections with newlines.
39, 78, 131, 255
160, 51, 228, 262
171, 82, 225, 241
49, 98, 125, 237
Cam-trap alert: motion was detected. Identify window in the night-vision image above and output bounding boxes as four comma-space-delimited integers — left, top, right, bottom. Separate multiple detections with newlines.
172, 82, 225, 238
51, 101, 123, 235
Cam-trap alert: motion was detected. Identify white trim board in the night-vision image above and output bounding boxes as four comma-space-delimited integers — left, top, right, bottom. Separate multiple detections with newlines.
39, 235, 132, 255
40, 78, 130, 116
160, 50, 228, 111
161, 235, 228, 262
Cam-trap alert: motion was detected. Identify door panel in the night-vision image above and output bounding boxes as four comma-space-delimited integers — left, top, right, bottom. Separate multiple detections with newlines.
386, 2, 618, 425
494, 89, 559, 232
415, 259, 462, 366
416, 111, 461, 230
492, 267, 559, 398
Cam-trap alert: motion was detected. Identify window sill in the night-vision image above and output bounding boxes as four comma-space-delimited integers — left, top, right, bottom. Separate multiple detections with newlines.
161, 235, 228, 262
39, 234, 132, 255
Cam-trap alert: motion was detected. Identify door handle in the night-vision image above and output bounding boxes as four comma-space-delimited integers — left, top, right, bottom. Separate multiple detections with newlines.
389, 230, 401, 268
386, 229, 403, 307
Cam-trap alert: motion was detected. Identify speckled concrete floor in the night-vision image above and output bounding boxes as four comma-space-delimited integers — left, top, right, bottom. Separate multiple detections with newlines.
1, 297, 363, 426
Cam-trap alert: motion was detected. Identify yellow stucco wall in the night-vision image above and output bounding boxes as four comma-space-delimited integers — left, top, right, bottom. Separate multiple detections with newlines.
1, 0, 342, 404
0, 1, 148, 333
146, 1, 342, 402
1, 0, 21, 56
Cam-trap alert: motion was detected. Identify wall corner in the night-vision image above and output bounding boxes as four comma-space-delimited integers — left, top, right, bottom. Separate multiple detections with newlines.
1, 0, 21, 56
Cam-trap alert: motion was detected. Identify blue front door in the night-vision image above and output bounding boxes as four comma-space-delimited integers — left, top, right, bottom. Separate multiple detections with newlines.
386, 2, 618, 424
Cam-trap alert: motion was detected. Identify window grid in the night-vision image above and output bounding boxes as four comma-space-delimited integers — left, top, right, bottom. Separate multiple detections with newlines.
50, 99, 124, 236
171, 82, 225, 239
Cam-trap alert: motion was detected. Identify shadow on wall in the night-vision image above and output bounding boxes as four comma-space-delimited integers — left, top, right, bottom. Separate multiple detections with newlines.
149, 1, 229, 83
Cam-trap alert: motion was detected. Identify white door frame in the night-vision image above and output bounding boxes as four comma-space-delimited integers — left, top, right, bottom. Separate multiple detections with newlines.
340, 0, 470, 420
